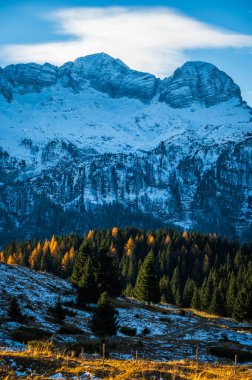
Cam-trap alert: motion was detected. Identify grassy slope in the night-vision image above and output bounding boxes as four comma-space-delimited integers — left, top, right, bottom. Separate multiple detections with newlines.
0, 349, 251, 379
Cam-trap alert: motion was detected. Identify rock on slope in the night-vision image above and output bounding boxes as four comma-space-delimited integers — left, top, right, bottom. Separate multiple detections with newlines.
0, 53, 251, 243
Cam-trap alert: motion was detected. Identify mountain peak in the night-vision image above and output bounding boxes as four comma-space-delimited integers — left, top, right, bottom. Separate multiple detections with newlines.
0, 53, 244, 107
74, 52, 128, 68
159, 60, 241, 108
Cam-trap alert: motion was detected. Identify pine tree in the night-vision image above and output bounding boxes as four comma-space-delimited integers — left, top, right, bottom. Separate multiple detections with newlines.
134, 251, 160, 305
77, 256, 98, 305
8, 297, 23, 321
91, 292, 119, 337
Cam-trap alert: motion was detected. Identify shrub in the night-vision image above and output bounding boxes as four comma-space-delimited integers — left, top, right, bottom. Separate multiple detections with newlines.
176, 309, 186, 317
62, 339, 116, 356
58, 325, 84, 335
120, 326, 137, 336
48, 297, 67, 324
159, 317, 172, 323
28, 340, 54, 353
142, 327, 150, 335
8, 297, 25, 322
11, 327, 52, 343
209, 345, 252, 363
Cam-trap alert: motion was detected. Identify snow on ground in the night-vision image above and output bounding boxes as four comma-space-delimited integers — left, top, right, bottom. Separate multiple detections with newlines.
0, 83, 251, 166
0, 263, 251, 363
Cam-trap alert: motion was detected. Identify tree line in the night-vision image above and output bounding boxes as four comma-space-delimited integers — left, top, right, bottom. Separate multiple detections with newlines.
1, 227, 252, 322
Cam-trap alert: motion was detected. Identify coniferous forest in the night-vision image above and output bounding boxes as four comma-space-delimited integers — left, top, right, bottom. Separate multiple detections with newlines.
1, 227, 252, 322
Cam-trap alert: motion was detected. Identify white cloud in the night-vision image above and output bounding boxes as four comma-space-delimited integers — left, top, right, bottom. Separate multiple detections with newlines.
1, 6, 252, 77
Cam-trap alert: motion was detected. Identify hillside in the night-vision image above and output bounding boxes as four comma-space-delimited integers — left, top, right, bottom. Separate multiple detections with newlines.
0, 53, 252, 243
0, 262, 251, 367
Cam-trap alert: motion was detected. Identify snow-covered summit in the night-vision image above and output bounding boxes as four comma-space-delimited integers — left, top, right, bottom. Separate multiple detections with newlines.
0, 53, 244, 107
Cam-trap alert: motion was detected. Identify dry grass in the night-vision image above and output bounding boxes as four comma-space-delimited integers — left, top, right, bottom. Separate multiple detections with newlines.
0, 346, 251, 380
184, 309, 226, 320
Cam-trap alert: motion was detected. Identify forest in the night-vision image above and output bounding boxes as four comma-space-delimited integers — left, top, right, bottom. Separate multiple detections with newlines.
1, 227, 252, 322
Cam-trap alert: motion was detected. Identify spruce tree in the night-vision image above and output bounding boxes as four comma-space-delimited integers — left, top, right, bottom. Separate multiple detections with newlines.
96, 249, 121, 297
171, 267, 182, 306
159, 275, 173, 303
91, 292, 119, 337
134, 251, 160, 305
182, 278, 195, 308
209, 288, 225, 316
226, 275, 237, 316
233, 282, 252, 322
191, 287, 201, 310
77, 256, 98, 305
70, 241, 91, 285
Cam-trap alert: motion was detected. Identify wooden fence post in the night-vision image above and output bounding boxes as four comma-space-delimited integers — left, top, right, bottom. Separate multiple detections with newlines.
196, 345, 199, 369
233, 354, 237, 375
102, 343, 105, 365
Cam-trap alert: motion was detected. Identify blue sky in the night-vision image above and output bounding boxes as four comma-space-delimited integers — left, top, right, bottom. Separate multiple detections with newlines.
1, 0, 252, 105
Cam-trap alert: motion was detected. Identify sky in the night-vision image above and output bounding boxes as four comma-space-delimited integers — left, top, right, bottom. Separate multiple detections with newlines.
1, 0, 252, 105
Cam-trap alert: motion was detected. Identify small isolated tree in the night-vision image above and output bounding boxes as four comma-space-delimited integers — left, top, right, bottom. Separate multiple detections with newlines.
134, 251, 160, 305
48, 297, 66, 324
91, 292, 119, 337
8, 297, 23, 322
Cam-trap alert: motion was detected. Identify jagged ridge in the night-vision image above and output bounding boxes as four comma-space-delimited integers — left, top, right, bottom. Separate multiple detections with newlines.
0, 53, 243, 107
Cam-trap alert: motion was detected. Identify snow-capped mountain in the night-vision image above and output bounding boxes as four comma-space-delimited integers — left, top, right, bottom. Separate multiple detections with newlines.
0, 53, 251, 243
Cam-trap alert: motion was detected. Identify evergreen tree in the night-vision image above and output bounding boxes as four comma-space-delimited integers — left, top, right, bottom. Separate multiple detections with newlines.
209, 288, 225, 316
48, 297, 66, 324
182, 278, 195, 308
70, 241, 91, 285
96, 249, 122, 297
8, 297, 23, 321
91, 292, 119, 337
226, 274, 237, 316
171, 267, 182, 307
40, 250, 52, 272
191, 287, 201, 310
134, 251, 160, 305
159, 275, 173, 303
77, 256, 98, 305
233, 281, 252, 322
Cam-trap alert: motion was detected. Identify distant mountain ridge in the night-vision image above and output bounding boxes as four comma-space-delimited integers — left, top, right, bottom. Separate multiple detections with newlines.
0, 53, 251, 243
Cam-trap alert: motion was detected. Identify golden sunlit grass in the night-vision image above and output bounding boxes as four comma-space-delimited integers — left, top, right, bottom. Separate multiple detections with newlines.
184, 309, 225, 320
0, 345, 251, 380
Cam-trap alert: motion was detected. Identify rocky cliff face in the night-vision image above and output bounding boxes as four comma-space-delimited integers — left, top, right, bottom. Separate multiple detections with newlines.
0, 53, 251, 243
158, 61, 242, 108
